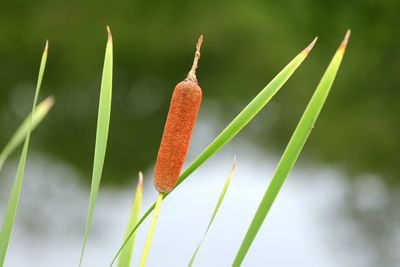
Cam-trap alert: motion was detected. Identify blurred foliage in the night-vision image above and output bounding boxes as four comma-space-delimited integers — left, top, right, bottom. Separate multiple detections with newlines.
0, 0, 398, 184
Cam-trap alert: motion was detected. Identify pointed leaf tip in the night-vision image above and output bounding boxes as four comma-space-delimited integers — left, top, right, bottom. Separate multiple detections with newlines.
107, 25, 112, 43
44, 40, 48, 53
44, 95, 55, 108
339, 29, 351, 51
138, 171, 144, 187
303, 37, 318, 53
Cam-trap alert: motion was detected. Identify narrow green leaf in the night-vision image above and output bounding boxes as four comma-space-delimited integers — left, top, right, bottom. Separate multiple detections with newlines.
117, 172, 144, 267
232, 30, 351, 267
0, 96, 55, 172
79, 26, 113, 266
109, 37, 317, 266
0, 41, 48, 266
188, 156, 236, 267
138, 193, 163, 267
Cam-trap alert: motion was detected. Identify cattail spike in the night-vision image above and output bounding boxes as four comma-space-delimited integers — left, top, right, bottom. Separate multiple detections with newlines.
154, 36, 204, 193
186, 35, 204, 83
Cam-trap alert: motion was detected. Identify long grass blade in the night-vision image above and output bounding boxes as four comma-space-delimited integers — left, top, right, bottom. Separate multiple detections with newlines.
0, 96, 55, 172
138, 193, 163, 267
109, 37, 317, 266
0, 41, 48, 266
117, 172, 144, 267
232, 30, 351, 267
79, 26, 113, 266
188, 156, 236, 267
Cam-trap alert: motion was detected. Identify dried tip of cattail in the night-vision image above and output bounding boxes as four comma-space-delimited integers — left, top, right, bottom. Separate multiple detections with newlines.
303, 36, 318, 54
186, 34, 204, 83
44, 95, 55, 108
106, 25, 112, 43
339, 29, 351, 51
196, 35, 204, 52
233, 154, 237, 168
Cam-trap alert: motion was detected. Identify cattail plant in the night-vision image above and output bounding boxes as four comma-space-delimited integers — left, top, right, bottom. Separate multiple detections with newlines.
138, 35, 204, 267
0, 23, 351, 266
153, 35, 203, 193
110, 36, 319, 266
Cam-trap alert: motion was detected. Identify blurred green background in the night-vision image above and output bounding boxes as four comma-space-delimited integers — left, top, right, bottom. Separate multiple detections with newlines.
1, 0, 398, 186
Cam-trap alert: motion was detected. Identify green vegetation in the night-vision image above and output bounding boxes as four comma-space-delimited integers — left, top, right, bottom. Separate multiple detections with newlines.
108, 31, 349, 267
0, 20, 352, 266
109, 36, 317, 266
117, 172, 143, 267
189, 157, 236, 267
0, 42, 49, 266
138, 193, 163, 267
232, 30, 350, 266
0, 96, 54, 172
79, 27, 113, 266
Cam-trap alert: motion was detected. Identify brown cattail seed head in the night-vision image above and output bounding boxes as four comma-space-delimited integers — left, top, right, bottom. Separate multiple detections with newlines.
153, 36, 203, 193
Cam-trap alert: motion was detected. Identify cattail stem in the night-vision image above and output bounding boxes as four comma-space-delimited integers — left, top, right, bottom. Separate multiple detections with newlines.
138, 193, 164, 267
186, 35, 203, 83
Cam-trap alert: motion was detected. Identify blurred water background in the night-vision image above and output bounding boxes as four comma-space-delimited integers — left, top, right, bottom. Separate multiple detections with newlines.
0, 0, 399, 266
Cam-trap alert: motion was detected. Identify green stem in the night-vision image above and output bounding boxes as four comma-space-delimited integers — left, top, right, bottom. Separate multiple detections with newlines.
138, 193, 163, 267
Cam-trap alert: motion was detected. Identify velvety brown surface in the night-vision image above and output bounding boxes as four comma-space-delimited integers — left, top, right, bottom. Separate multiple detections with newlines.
153, 80, 202, 193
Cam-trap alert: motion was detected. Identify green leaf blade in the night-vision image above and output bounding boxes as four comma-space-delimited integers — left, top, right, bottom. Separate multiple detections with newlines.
79, 27, 113, 266
0, 41, 48, 266
138, 193, 163, 267
176, 37, 317, 188
188, 157, 236, 267
0, 96, 55, 172
109, 38, 317, 266
232, 30, 351, 267
117, 172, 144, 267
